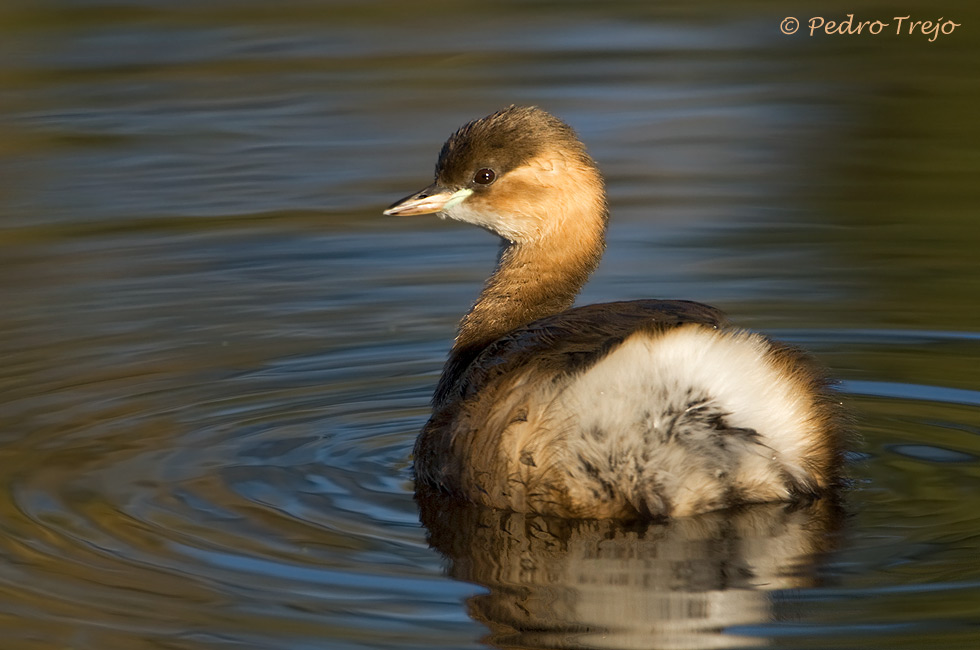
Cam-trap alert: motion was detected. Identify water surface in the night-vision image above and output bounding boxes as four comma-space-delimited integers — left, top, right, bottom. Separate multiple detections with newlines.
1, 1, 979, 648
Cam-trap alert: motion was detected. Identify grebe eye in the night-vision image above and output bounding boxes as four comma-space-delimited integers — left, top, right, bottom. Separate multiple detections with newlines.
473, 168, 496, 185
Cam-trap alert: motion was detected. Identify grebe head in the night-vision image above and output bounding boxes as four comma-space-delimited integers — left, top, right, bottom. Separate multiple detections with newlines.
384, 106, 607, 244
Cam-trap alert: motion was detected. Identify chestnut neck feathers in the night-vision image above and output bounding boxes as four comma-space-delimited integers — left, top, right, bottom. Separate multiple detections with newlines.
422, 107, 609, 404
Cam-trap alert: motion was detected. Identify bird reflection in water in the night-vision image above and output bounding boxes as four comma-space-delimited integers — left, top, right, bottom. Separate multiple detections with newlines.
417, 487, 841, 650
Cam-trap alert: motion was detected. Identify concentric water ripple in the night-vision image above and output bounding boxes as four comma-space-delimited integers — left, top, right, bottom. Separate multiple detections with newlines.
2, 284, 979, 649
0, 279, 473, 648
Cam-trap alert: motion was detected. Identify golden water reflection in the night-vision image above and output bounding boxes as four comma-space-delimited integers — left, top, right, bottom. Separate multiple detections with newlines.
419, 490, 841, 649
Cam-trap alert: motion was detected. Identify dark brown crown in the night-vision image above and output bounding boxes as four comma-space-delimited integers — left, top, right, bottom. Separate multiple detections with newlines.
434, 106, 592, 188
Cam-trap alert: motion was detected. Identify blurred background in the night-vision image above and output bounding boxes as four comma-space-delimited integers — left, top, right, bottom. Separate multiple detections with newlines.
1, 1, 978, 648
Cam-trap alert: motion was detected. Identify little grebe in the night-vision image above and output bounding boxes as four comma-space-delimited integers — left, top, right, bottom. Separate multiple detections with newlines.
385, 106, 844, 519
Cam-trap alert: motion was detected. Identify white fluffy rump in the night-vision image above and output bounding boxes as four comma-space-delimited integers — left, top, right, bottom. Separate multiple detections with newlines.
556, 325, 820, 516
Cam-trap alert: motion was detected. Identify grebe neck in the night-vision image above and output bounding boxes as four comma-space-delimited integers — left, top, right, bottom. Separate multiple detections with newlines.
434, 222, 605, 406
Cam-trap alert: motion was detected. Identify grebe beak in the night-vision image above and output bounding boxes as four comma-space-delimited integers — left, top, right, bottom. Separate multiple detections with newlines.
383, 183, 472, 216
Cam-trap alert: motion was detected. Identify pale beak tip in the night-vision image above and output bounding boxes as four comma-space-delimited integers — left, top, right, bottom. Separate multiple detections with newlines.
383, 184, 458, 217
